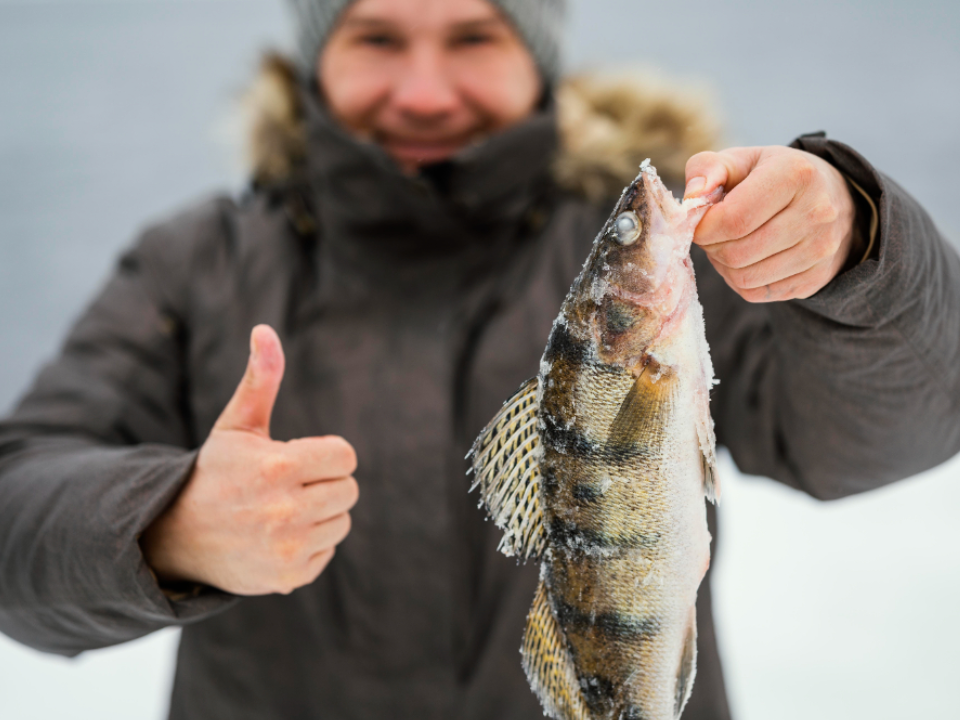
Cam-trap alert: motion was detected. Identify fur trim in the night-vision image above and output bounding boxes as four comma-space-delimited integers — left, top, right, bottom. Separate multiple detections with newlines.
242, 54, 720, 197
243, 53, 307, 187
553, 73, 720, 200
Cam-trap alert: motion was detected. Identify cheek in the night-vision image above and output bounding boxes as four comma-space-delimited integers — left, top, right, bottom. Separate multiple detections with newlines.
451, 50, 540, 127
596, 296, 660, 364
645, 234, 676, 286
319, 51, 393, 132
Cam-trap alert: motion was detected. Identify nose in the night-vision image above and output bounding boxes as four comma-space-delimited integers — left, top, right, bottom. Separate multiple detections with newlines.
391, 46, 459, 121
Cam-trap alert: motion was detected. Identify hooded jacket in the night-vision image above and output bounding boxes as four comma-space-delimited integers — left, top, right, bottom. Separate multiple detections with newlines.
1, 55, 958, 720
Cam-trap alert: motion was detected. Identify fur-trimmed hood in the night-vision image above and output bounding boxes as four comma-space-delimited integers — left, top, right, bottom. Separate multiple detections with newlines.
242, 54, 720, 201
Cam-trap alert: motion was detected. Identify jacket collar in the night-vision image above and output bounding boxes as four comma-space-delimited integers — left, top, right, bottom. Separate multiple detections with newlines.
299, 81, 558, 261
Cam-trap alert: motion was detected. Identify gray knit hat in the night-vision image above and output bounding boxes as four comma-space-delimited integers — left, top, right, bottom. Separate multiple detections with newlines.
285, 0, 566, 87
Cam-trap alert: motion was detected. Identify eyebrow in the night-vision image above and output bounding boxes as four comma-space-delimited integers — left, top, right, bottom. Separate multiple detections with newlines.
450, 18, 506, 32
339, 18, 396, 31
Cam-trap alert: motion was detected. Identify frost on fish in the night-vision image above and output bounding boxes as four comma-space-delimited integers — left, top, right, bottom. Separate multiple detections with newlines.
469, 161, 722, 720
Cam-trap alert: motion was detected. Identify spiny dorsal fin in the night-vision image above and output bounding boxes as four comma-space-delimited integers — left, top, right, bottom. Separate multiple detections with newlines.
674, 606, 698, 719
521, 578, 591, 720
468, 377, 546, 560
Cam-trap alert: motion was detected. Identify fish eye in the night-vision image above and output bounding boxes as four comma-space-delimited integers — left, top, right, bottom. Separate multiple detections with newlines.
614, 211, 641, 245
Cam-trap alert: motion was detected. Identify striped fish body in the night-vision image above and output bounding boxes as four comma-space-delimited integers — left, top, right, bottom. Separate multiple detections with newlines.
470, 162, 721, 720
535, 304, 712, 720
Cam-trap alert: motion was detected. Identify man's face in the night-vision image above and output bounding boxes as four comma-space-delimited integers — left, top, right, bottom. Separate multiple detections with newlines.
319, 0, 542, 174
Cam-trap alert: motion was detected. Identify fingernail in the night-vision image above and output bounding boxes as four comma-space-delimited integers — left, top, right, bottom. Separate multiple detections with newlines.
684, 177, 706, 199
249, 330, 260, 367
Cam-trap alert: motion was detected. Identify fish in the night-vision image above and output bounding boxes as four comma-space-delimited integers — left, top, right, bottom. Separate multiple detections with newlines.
468, 160, 723, 720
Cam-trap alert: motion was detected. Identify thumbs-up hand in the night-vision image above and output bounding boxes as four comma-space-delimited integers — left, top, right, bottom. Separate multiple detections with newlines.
141, 325, 359, 596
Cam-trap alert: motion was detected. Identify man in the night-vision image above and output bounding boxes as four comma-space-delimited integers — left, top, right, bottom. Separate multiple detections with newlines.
0, 0, 958, 718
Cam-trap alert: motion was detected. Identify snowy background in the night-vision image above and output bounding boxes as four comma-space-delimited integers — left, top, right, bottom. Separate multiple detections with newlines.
0, 0, 958, 718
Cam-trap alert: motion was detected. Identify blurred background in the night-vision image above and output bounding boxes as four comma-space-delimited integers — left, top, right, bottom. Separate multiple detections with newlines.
0, 0, 958, 718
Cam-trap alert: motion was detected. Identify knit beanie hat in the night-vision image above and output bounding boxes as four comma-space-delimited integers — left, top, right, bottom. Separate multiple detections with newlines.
285, 0, 567, 87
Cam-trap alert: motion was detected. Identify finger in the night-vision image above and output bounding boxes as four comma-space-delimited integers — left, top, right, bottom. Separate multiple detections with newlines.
711, 232, 826, 291
303, 548, 336, 582
684, 147, 761, 199
276, 548, 336, 595
694, 152, 804, 248
214, 325, 285, 436
702, 206, 807, 270
302, 475, 360, 522
721, 256, 836, 304
309, 512, 352, 553
286, 435, 358, 483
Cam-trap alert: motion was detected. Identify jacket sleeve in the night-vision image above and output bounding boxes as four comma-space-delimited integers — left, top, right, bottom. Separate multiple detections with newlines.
700, 135, 960, 500
0, 201, 238, 656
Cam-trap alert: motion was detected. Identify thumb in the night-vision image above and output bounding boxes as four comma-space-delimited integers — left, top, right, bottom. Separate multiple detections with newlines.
214, 324, 285, 436
684, 147, 762, 199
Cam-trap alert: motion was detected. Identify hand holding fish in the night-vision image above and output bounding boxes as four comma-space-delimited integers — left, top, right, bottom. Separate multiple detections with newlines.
140, 325, 359, 596
684, 146, 861, 302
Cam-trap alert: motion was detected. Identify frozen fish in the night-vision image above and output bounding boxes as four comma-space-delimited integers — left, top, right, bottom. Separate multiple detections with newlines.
469, 161, 722, 720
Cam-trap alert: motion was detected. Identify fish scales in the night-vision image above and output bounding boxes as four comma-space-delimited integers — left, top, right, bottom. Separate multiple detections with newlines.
469, 161, 721, 720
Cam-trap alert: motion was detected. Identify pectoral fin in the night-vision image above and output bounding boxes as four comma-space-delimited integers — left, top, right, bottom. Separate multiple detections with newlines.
521, 578, 591, 720
468, 377, 546, 560
674, 607, 698, 719
701, 451, 719, 504
607, 358, 675, 450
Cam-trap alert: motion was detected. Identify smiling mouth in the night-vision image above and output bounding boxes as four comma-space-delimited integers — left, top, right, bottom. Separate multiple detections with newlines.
381, 134, 477, 165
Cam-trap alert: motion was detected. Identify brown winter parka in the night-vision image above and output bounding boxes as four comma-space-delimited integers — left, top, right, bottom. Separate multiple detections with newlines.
1, 57, 959, 720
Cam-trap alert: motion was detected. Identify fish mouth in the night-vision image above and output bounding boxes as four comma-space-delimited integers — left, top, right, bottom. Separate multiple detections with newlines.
627, 160, 721, 237
630, 160, 682, 225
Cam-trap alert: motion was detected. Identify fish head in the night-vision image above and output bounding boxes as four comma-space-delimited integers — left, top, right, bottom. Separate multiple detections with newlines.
585, 160, 722, 371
